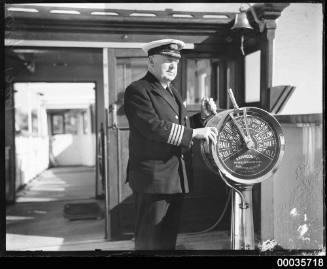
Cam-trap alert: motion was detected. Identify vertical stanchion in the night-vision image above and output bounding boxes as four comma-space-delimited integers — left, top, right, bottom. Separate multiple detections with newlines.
230, 185, 255, 250
103, 119, 111, 240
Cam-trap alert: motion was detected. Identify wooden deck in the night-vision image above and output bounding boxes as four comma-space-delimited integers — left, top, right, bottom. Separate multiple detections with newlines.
18, 230, 230, 251
6, 167, 231, 253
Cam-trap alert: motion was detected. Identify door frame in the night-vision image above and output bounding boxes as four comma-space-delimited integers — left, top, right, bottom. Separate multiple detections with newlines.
11, 79, 98, 190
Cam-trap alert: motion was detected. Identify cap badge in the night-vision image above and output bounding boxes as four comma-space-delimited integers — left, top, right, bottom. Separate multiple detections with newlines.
169, 44, 178, 50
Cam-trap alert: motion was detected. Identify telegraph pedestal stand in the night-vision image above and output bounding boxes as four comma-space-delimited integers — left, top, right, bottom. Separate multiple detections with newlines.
231, 184, 254, 250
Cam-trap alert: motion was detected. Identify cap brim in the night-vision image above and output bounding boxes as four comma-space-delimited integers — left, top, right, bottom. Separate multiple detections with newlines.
143, 39, 185, 54
159, 51, 181, 59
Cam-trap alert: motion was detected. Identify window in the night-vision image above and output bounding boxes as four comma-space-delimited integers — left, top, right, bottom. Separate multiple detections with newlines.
245, 51, 261, 103
51, 110, 80, 135
82, 111, 89, 134
64, 112, 78, 134
115, 57, 148, 119
52, 114, 64, 134
15, 110, 28, 134
31, 109, 38, 134
186, 58, 212, 104
116, 57, 148, 94
14, 85, 42, 136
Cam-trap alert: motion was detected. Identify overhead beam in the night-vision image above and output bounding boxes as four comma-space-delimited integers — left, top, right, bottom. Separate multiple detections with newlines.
5, 39, 195, 49
5, 4, 235, 25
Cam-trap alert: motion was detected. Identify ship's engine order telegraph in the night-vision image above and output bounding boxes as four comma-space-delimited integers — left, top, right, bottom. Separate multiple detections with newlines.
201, 89, 285, 250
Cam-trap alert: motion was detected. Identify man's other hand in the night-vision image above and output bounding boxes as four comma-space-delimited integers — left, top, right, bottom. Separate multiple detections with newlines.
201, 97, 217, 119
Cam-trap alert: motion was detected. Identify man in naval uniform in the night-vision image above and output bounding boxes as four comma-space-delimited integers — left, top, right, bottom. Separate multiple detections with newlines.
124, 39, 218, 250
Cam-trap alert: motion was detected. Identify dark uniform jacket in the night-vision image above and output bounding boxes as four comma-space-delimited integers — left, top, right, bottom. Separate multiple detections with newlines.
124, 71, 201, 194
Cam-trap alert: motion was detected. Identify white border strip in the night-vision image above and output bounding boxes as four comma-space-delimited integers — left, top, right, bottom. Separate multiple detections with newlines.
5, 39, 195, 49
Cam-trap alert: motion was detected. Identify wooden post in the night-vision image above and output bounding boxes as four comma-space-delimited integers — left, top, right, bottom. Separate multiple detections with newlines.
260, 20, 276, 110
259, 20, 277, 244
103, 48, 111, 240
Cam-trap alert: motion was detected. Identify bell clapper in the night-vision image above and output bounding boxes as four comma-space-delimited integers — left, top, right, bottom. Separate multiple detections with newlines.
241, 35, 245, 56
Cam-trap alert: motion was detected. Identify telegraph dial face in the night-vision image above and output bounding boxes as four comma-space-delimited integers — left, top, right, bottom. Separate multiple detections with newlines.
202, 107, 285, 185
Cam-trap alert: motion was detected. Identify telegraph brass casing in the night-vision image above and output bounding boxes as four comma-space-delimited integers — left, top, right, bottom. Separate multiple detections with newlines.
201, 107, 285, 185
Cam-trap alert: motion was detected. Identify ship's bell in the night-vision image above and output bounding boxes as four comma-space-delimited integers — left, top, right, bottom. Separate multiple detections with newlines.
231, 7, 254, 32
231, 6, 253, 56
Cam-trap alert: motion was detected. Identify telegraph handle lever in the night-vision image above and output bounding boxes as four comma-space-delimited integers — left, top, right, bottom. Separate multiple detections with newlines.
227, 89, 254, 149
228, 88, 239, 110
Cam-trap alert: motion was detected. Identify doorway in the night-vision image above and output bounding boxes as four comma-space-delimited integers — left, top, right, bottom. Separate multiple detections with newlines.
14, 82, 96, 174
6, 47, 106, 250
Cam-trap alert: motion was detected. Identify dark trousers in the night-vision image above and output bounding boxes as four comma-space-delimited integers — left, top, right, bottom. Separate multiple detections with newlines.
134, 192, 184, 250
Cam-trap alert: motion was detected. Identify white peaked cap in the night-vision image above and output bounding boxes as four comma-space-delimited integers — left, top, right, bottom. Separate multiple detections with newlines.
142, 39, 185, 58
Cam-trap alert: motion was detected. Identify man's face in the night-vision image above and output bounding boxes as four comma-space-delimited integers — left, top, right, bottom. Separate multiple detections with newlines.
150, 54, 180, 83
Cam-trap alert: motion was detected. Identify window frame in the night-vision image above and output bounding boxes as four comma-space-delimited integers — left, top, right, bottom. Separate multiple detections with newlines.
51, 113, 65, 135
181, 53, 222, 112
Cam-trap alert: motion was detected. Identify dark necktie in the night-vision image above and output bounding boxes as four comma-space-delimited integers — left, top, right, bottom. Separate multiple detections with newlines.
166, 86, 174, 97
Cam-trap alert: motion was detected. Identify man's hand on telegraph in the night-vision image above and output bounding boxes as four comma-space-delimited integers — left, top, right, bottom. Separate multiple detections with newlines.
192, 127, 218, 145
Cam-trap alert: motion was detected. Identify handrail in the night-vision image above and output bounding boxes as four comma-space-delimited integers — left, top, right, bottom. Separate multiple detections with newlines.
275, 113, 322, 125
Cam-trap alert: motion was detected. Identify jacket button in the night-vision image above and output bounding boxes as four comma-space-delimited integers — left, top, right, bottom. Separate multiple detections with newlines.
175, 115, 179, 120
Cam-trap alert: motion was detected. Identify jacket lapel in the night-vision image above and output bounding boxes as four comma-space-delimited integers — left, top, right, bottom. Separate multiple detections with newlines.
146, 72, 180, 115
171, 86, 188, 121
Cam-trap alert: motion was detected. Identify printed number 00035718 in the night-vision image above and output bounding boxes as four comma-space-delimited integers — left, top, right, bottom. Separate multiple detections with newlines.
277, 258, 324, 267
